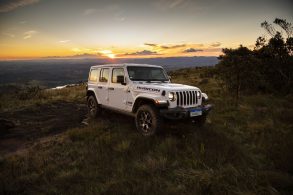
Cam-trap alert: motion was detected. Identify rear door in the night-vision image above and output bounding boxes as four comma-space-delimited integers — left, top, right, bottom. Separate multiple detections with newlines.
88, 68, 100, 102
108, 68, 128, 110
97, 68, 110, 105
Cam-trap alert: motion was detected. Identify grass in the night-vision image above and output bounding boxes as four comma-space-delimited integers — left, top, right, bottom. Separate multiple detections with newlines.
0, 84, 86, 112
1, 67, 293, 194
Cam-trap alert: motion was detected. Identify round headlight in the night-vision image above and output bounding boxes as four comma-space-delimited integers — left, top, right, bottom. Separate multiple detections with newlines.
168, 92, 176, 101
197, 91, 201, 99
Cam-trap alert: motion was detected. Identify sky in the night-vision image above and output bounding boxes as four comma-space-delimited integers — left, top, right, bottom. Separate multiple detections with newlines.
0, 0, 292, 59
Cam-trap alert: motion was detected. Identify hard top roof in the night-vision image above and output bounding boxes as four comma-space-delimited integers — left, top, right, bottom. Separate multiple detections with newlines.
90, 63, 163, 69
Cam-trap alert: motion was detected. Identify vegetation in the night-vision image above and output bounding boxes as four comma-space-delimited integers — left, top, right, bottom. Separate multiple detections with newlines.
216, 18, 293, 102
0, 84, 86, 112
1, 67, 293, 194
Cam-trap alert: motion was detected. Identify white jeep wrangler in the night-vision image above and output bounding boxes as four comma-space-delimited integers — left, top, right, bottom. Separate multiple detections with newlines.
86, 64, 212, 136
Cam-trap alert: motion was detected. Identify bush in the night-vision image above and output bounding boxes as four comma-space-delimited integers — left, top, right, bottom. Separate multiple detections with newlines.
17, 86, 42, 100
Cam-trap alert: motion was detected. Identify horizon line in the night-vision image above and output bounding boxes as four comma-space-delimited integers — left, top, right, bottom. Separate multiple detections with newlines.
0, 55, 219, 61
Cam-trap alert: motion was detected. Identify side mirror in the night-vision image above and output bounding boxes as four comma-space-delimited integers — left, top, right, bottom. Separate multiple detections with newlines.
117, 75, 126, 85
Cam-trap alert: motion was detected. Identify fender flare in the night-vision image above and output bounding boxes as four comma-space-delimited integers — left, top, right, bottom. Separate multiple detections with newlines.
86, 89, 100, 104
132, 96, 168, 113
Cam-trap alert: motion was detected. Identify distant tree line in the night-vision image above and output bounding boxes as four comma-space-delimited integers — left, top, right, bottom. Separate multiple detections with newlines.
216, 18, 293, 100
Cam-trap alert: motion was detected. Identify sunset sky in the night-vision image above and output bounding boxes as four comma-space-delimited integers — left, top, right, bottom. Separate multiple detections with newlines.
0, 0, 292, 59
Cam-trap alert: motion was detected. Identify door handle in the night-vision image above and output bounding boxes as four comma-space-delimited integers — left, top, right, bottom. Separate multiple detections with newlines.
108, 87, 114, 90
98, 86, 102, 89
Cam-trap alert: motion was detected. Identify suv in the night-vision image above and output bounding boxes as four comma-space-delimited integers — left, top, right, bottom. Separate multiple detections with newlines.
86, 64, 212, 136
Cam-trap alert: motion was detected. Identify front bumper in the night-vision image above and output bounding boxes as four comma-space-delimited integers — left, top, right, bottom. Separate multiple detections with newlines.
160, 104, 213, 120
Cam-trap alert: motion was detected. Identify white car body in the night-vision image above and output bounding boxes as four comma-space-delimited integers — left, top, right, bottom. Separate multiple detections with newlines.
87, 63, 211, 120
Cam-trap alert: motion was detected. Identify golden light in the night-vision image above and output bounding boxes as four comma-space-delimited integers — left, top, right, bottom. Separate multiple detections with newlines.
107, 53, 116, 59
99, 50, 112, 54
99, 50, 116, 59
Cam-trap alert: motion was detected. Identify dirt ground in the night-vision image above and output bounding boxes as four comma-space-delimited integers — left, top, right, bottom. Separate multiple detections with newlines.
0, 101, 88, 156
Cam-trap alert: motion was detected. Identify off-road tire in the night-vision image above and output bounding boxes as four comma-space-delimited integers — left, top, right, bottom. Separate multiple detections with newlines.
135, 104, 161, 136
87, 95, 100, 118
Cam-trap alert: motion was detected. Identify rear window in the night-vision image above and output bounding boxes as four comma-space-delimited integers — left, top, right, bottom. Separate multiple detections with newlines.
89, 69, 99, 82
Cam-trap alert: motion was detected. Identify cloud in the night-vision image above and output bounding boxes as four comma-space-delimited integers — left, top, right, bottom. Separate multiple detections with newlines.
192, 43, 204, 47
114, 16, 126, 22
183, 48, 203, 53
2, 33, 15, 38
125, 50, 159, 56
155, 0, 187, 10
44, 53, 103, 59
0, 0, 39, 13
144, 43, 186, 49
72, 53, 100, 58
71, 48, 81, 53
169, 0, 185, 8
160, 44, 186, 49
210, 42, 221, 47
144, 43, 158, 47
23, 30, 37, 39
83, 8, 97, 15
59, 40, 71, 43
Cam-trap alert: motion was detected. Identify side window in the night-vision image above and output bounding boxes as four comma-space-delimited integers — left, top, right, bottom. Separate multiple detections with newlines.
112, 68, 125, 83
89, 69, 99, 82
99, 68, 109, 82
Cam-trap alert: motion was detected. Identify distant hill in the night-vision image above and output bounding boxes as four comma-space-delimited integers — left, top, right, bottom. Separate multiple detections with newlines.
0, 56, 218, 87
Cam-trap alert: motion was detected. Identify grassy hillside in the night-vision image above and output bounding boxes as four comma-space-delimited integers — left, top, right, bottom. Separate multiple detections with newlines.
1, 67, 293, 194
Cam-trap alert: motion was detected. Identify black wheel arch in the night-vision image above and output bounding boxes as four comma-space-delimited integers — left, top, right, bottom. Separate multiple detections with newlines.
132, 97, 168, 113
86, 90, 96, 100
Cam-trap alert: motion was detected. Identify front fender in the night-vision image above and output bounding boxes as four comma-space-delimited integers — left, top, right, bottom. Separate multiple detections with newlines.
132, 93, 169, 112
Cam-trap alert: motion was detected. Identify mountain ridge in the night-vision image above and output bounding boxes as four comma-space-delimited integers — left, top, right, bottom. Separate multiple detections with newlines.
0, 56, 218, 87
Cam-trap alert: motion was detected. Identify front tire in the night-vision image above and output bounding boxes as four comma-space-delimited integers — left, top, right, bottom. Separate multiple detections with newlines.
87, 95, 100, 118
135, 105, 161, 136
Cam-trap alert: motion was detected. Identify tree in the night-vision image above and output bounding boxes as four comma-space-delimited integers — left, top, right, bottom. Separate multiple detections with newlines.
216, 18, 293, 98
216, 46, 260, 104
255, 19, 293, 93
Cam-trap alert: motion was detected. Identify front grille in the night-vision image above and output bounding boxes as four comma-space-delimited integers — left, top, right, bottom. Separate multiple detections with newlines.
176, 91, 201, 106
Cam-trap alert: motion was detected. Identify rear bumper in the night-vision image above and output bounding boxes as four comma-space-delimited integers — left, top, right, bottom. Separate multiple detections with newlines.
160, 104, 213, 120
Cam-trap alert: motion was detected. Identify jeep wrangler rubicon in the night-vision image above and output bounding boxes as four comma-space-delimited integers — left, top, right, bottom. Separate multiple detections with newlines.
86, 64, 212, 136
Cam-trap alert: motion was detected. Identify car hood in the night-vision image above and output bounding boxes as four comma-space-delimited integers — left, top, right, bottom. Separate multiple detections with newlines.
132, 82, 200, 93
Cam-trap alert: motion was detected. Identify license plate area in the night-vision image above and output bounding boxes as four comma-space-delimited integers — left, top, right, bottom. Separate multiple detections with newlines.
190, 108, 202, 117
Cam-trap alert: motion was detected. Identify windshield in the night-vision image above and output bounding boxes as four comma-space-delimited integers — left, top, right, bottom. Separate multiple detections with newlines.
127, 66, 169, 82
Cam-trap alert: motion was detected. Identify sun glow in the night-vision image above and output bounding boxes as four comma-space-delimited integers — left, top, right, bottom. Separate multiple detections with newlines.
99, 50, 116, 59
107, 53, 116, 59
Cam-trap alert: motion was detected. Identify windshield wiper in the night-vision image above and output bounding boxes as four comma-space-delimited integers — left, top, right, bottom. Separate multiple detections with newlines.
146, 80, 168, 83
